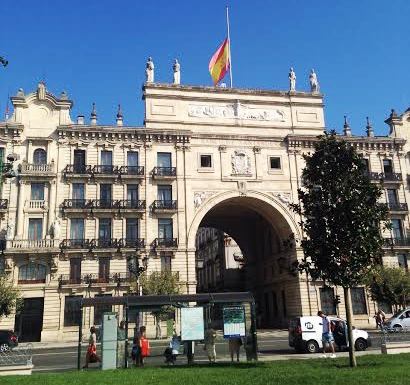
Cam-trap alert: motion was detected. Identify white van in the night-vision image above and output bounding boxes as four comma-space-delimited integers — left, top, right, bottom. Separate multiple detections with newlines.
384, 308, 410, 331
288, 316, 371, 353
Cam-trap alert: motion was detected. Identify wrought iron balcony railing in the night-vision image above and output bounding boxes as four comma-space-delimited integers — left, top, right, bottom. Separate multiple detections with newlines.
367, 172, 402, 182
154, 238, 178, 248
384, 237, 410, 247
62, 199, 91, 209
152, 167, 177, 177
59, 272, 131, 286
92, 165, 119, 175
119, 166, 145, 176
64, 164, 93, 176
119, 238, 145, 249
152, 200, 177, 211
91, 199, 118, 209
60, 239, 93, 250
0, 199, 8, 210
92, 238, 121, 249
117, 199, 146, 210
388, 203, 408, 212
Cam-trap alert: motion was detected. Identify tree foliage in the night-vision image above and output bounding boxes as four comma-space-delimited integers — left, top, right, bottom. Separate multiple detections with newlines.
0, 274, 21, 319
364, 266, 410, 311
291, 132, 389, 287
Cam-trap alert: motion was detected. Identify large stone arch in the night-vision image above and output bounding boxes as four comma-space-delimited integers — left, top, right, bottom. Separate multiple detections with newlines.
187, 189, 301, 251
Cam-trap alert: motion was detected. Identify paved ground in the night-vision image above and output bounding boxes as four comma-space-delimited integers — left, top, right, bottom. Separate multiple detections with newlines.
27, 329, 384, 372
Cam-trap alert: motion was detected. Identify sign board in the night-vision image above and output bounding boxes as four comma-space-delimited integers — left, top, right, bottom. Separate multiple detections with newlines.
181, 307, 204, 341
223, 306, 246, 338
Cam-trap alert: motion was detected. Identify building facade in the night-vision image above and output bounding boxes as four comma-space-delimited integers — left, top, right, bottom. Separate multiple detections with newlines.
0, 80, 409, 341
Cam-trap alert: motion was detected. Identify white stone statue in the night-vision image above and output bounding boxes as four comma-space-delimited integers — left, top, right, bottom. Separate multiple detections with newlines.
6, 223, 14, 241
145, 57, 155, 83
194, 192, 206, 208
37, 81, 46, 100
173, 59, 180, 85
50, 218, 61, 239
309, 69, 319, 93
289, 67, 296, 91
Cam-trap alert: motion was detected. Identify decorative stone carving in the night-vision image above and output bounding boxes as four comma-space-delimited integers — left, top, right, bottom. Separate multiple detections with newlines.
37, 81, 46, 100
6, 223, 14, 240
289, 67, 296, 91
253, 146, 261, 154
188, 103, 285, 122
237, 181, 247, 196
231, 150, 252, 175
145, 57, 154, 83
218, 145, 227, 152
50, 255, 59, 276
309, 69, 319, 93
273, 192, 292, 205
193, 191, 216, 209
50, 218, 61, 240
173, 59, 180, 85
4, 257, 13, 273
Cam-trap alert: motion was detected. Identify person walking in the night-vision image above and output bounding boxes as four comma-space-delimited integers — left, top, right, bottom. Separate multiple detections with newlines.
164, 333, 180, 365
83, 326, 101, 368
139, 328, 150, 366
374, 309, 386, 331
228, 336, 242, 362
318, 311, 336, 358
204, 326, 217, 363
131, 336, 141, 367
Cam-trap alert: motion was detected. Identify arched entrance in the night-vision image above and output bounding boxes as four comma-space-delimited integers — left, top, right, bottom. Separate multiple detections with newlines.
189, 192, 303, 328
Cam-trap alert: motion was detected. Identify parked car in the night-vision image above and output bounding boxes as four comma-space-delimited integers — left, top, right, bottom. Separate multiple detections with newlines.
384, 308, 410, 331
289, 316, 371, 353
0, 330, 18, 352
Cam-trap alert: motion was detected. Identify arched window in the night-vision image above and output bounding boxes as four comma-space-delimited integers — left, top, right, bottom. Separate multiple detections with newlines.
18, 263, 46, 284
33, 149, 47, 165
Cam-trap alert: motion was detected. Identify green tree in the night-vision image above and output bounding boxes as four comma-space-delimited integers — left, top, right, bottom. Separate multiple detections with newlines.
0, 274, 21, 319
291, 132, 389, 367
139, 271, 180, 339
365, 266, 410, 312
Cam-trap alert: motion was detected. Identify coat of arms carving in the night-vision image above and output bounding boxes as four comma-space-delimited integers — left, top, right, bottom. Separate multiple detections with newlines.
231, 150, 251, 175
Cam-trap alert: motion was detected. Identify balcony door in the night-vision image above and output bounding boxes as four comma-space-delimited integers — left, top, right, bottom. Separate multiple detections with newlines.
33, 149, 47, 165
127, 184, 139, 203
158, 185, 172, 201
127, 151, 139, 174
158, 218, 173, 240
100, 184, 112, 207
70, 218, 84, 244
157, 152, 171, 168
31, 183, 45, 200
101, 151, 113, 173
99, 219, 111, 240
387, 189, 398, 205
28, 219, 43, 241
126, 218, 139, 241
391, 219, 404, 240
98, 257, 110, 282
70, 258, 82, 284
73, 150, 86, 173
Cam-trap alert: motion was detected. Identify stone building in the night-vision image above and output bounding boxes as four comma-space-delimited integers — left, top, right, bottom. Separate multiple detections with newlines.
0, 78, 409, 341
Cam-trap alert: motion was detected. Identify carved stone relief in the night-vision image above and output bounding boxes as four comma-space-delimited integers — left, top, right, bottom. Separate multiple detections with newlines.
193, 191, 216, 209
231, 150, 252, 175
272, 192, 292, 205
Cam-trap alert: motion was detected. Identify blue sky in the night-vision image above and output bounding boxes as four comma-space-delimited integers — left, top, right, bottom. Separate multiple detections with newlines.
1, 0, 409, 135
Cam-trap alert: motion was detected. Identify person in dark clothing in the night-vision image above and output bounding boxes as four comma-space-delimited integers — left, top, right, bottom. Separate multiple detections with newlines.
333, 320, 346, 351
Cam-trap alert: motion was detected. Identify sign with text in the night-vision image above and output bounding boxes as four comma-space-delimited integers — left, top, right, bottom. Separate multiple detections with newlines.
181, 307, 204, 341
223, 306, 246, 338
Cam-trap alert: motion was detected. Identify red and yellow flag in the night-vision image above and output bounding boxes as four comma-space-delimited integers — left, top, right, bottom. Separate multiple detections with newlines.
209, 38, 230, 85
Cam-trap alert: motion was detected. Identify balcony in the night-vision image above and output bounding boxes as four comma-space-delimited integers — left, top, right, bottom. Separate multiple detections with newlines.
92, 238, 121, 249
92, 165, 120, 178
152, 200, 177, 213
117, 199, 146, 211
91, 199, 119, 210
0, 199, 8, 213
60, 239, 94, 250
152, 167, 177, 180
367, 172, 402, 183
119, 238, 145, 250
63, 164, 93, 178
19, 161, 55, 177
154, 238, 178, 249
6, 239, 58, 251
59, 272, 131, 287
25, 200, 48, 212
62, 199, 91, 210
119, 166, 145, 180
383, 237, 410, 247
388, 203, 408, 212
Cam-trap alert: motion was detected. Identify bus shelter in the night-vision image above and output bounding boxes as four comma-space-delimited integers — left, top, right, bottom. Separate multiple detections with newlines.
77, 292, 257, 369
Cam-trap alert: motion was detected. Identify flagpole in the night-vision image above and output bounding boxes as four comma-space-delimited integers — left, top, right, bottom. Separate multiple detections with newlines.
226, 6, 233, 88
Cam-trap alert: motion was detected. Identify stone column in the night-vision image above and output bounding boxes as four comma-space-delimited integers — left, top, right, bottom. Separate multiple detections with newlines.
15, 180, 26, 239
47, 180, 57, 237
218, 145, 227, 179
253, 146, 262, 181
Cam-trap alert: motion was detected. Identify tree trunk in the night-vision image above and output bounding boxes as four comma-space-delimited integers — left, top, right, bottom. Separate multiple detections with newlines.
343, 286, 357, 367
155, 314, 162, 339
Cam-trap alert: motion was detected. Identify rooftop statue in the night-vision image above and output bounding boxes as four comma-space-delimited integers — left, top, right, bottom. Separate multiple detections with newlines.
289, 67, 296, 91
173, 59, 180, 85
146, 57, 154, 83
309, 69, 319, 93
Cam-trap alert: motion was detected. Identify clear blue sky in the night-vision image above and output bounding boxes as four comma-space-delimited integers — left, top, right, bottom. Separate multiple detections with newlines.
1, 0, 409, 135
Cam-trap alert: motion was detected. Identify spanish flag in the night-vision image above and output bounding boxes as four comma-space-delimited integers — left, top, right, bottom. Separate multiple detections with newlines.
209, 38, 230, 85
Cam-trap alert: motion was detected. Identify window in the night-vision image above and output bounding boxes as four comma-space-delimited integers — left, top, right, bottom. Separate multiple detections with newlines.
351, 287, 367, 315
100, 184, 112, 204
94, 294, 112, 325
28, 219, 42, 240
127, 184, 139, 202
126, 218, 139, 240
31, 183, 45, 200
127, 151, 139, 167
73, 150, 86, 173
387, 189, 398, 205
69, 258, 81, 283
200, 154, 212, 168
320, 287, 336, 315
157, 152, 171, 168
361, 158, 370, 172
158, 218, 173, 239
70, 219, 84, 241
158, 185, 172, 201
269, 157, 281, 170
99, 218, 111, 240
398, 254, 408, 271
64, 296, 82, 327
18, 263, 46, 283
101, 150, 113, 171
98, 258, 110, 281
161, 255, 171, 271
33, 149, 47, 165
383, 159, 393, 174
72, 183, 85, 200
391, 219, 404, 239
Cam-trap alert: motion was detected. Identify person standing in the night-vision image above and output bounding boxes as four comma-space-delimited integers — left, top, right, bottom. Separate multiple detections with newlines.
83, 326, 101, 368
139, 328, 150, 366
204, 326, 217, 363
374, 309, 386, 331
228, 336, 242, 362
318, 311, 336, 358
